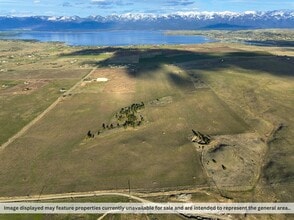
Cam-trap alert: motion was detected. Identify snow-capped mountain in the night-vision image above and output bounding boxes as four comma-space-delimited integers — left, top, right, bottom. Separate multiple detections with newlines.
0, 10, 293, 31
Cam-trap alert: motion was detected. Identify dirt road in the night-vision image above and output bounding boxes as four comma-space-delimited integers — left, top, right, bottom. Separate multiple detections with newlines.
0, 189, 230, 220
0, 68, 96, 152
0, 188, 212, 202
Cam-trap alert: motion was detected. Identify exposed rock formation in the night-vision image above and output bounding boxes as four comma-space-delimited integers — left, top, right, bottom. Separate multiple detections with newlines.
191, 129, 211, 144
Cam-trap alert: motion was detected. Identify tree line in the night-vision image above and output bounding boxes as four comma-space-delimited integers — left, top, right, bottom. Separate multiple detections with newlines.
86, 102, 145, 139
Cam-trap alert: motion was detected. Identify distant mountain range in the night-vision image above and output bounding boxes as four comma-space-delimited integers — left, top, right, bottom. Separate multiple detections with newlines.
0, 10, 293, 31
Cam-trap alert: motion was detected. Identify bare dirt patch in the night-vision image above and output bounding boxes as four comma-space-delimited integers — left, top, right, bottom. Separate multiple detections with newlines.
91, 68, 136, 93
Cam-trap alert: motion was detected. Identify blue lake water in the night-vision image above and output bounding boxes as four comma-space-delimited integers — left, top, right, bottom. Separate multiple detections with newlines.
0, 31, 214, 46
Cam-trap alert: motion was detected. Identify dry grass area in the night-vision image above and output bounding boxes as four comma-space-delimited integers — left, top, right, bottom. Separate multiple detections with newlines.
0, 69, 91, 80
0, 40, 93, 146
184, 45, 294, 202
91, 68, 136, 93
0, 79, 50, 95
0, 86, 208, 196
0, 78, 78, 145
0, 40, 293, 207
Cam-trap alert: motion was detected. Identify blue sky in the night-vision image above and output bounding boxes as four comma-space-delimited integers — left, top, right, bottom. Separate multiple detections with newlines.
0, 0, 293, 17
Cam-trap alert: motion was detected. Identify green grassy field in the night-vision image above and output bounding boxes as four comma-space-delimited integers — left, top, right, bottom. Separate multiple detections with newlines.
0, 40, 293, 204
0, 41, 94, 146
0, 79, 77, 145
0, 50, 251, 196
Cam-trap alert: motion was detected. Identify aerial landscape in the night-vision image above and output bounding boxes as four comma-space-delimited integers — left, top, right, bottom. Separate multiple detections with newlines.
0, 0, 293, 220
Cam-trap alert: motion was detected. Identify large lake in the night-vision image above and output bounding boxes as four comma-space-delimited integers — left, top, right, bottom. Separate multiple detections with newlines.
0, 30, 214, 46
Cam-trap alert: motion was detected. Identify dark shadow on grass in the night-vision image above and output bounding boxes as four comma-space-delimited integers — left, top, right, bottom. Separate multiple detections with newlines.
245, 40, 294, 47
59, 45, 294, 203
168, 72, 195, 92
60, 46, 294, 88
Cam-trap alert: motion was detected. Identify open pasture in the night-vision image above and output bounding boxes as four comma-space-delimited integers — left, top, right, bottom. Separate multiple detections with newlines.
0, 79, 77, 145
0, 68, 91, 80
0, 40, 293, 203
0, 40, 94, 146
0, 44, 251, 196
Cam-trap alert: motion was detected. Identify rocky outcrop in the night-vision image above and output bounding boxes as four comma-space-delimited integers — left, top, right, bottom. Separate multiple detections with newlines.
191, 129, 211, 144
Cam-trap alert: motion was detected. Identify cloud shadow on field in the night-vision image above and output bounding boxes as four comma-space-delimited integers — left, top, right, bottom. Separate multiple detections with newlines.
60, 46, 294, 89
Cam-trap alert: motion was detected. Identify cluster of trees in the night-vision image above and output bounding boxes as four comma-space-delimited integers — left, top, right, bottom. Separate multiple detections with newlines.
86, 102, 145, 139
118, 102, 144, 115
86, 130, 95, 138
116, 102, 145, 128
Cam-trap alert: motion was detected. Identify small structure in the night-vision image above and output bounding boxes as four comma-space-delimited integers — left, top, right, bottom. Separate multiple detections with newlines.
59, 88, 67, 93
96, 77, 109, 82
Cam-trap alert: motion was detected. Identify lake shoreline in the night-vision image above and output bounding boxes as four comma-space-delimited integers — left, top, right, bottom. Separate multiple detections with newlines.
0, 30, 215, 46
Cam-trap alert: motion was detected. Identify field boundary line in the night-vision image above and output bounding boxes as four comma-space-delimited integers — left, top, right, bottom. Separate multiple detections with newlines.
0, 68, 97, 152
